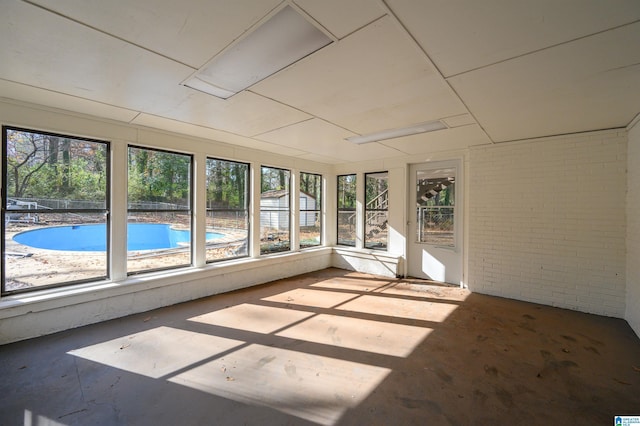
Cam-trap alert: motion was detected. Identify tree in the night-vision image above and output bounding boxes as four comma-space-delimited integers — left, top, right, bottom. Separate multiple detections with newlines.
128, 147, 190, 207
6, 130, 56, 198
5, 129, 107, 203
261, 167, 289, 193
205, 159, 248, 210
338, 175, 356, 209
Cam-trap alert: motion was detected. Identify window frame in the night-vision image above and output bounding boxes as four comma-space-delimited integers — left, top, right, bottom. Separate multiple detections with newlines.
126, 145, 193, 275
205, 157, 250, 263
1, 126, 111, 295
299, 171, 322, 249
336, 173, 357, 247
364, 171, 389, 251
260, 165, 291, 255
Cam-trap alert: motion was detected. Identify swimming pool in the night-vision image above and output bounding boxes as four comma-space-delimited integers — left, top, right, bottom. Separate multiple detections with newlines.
13, 223, 224, 252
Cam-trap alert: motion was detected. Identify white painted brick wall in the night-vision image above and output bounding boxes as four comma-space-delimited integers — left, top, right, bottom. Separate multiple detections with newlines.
468, 131, 627, 317
627, 123, 640, 335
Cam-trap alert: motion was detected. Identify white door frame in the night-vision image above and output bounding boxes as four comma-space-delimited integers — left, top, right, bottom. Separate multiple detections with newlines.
407, 159, 464, 285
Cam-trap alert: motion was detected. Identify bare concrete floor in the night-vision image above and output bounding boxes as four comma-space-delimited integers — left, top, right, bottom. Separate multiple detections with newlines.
1, 268, 639, 425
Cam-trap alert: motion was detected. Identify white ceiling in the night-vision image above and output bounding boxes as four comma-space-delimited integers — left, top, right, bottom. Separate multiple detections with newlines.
1, 0, 639, 163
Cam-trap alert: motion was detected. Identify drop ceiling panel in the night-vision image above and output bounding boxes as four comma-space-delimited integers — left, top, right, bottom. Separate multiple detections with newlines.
132, 113, 308, 157
256, 118, 404, 162
252, 16, 467, 135
0, 1, 194, 113
293, 0, 385, 39
295, 153, 345, 165
26, 0, 281, 68
449, 22, 640, 142
0, 79, 139, 123
387, 0, 640, 77
2, 1, 638, 166
379, 125, 491, 155
154, 90, 312, 138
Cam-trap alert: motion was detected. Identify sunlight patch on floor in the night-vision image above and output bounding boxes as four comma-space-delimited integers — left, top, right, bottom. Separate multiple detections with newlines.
261, 288, 358, 308
310, 278, 392, 292
24, 409, 65, 426
169, 343, 391, 425
68, 326, 243, 379
337, 295, 459, 323
189, 303, 314, 334
277, 313, 432, 357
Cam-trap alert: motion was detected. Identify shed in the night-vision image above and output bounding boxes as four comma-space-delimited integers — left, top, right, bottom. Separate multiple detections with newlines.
260, 190, 317, 230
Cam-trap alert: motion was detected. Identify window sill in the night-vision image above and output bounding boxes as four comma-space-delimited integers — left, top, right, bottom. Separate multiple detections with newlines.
0, 247, 333, 320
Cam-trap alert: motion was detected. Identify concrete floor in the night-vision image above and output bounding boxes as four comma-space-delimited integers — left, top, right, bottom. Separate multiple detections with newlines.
1, 268, 639, 425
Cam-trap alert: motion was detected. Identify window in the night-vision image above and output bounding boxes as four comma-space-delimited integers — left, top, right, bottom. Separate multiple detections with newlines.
365, 171, 388, 250
416, 168, 455, 247
260, 166, 290, 254
299, 172, 322, 248
206, 158, 249, 262
127, 146, 192, 274
337, 174, 356, 247
2, 127, 109, 294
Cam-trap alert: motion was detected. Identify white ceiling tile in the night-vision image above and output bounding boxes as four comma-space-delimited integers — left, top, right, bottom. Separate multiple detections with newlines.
26, 0, 281, 68
448, 22, 640, 142
442, 114, 476, 128
170, 91, 312, 138
132, 113, 244, 145
388, 0, 640, 77
252, 16, 466, 135
131, 113, 308, 157
256, 118, 406, 162
0, 1, 194, 113
295, 153, 344, 165
379, 125, 491, 155
0, 97, 138, 142
0, 79, 139, 123
2, 1, 639, 165
293, 0, 385, 39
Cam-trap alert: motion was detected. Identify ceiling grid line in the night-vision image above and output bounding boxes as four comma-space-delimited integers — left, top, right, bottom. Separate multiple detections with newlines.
20, 0, 198, 70
1, 0, 637, 163
379, 0, 494, 144
444, 18, 640, 79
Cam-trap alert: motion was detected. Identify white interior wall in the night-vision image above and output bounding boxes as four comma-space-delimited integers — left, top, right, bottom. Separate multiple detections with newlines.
626, 118, 640, 336
468, 130, 628, 317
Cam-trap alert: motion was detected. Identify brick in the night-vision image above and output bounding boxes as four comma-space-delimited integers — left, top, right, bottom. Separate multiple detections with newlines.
469, 131, 626, 317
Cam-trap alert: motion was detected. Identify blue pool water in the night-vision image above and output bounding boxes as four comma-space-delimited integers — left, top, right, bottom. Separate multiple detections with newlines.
13, 223, 223, 252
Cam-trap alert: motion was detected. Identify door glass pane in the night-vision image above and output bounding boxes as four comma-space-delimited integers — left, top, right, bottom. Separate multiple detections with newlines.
416, 168, 455, 246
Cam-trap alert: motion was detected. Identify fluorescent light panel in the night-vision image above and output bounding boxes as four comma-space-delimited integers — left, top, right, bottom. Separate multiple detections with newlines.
347, 120, 448, 144
184, 5, 332, 99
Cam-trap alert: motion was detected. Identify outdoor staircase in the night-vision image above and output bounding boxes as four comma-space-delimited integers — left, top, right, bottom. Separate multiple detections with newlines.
417, 177, 454, 203
365, 189, 388, 240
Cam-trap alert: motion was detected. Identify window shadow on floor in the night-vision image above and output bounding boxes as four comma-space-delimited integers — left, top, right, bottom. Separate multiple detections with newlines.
1, 267, 639, 425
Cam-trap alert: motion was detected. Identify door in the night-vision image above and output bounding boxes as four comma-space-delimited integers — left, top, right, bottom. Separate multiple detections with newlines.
408, 160, 463, 284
